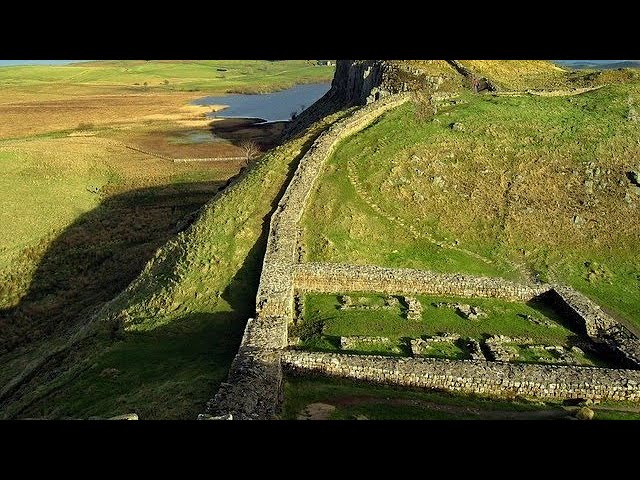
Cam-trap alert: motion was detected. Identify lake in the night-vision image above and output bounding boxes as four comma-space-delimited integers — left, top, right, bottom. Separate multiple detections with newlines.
193, 82, 331, 122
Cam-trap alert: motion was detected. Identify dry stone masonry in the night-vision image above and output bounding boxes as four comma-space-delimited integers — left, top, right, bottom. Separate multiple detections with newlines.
466, 338, 486, 360
485, 335, 529, 362
256, 96, 410, 322
294, 263, 549, 302
547, 286, 640, 368
204, 95, 410, 419
404, 297, 423, 321
283, 351, 640, 402
410, 334, 461, 356
202, 77, 640, 418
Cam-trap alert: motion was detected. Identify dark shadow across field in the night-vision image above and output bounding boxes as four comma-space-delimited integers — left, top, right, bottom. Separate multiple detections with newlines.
0, 116, 324, 418
0, 181, 221, 354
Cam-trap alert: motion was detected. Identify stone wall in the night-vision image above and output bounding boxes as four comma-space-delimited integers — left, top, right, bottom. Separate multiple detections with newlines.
283, 351, 640, 402
547, 286, 640, 368
255, 96, 410, 322
294, 262, 549, 302
205, 317, 286, 419
204, 95, 410, 419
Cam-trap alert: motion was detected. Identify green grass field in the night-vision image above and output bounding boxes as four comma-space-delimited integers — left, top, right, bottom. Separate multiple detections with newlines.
302, 83, 640, 327
0, 59, 334, 356
0, 60, 334, 97
301, 293, 572, 342
3, 60, 640, 419
294, 292, 612, 365
0, 60, 337, 418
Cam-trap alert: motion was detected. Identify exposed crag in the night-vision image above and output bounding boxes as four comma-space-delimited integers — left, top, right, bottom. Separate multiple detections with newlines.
284, 61, 412, 138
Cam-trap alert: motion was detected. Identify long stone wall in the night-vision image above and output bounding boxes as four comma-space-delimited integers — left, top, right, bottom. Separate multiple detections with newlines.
255, 95, 410, 321
203, 95, 410, 419
283, 351, 640, 402
294, 262, 549, 302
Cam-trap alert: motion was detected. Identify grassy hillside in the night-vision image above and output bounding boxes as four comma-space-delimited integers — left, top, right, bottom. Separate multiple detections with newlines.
0, 110, 347, 419
302, 83, 640, 327
459, 60, 565, 89
0, 60, 334, 356
458, 60, 640, 91
0, 60, 334, 99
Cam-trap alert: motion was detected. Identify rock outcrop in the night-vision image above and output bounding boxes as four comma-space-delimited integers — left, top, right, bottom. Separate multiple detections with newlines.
284, 61, 413, 138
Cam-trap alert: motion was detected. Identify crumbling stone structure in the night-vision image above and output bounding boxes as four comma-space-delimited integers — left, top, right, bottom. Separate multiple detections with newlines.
283, 351, 640, 402
293, 262, 548, 302
546, 286, 640, 368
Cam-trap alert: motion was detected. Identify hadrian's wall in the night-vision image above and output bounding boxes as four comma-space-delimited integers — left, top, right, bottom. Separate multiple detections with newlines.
255, 94, 410, 320
204, 95, 410, 419
294, 262, 549, 302
283, 351, 640, 402
203, 88, 640, 418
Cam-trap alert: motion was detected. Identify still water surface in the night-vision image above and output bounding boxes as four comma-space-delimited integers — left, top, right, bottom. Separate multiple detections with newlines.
194, 82, 331, 122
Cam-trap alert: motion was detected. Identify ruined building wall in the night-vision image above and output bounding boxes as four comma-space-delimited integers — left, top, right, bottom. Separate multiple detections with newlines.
283, 351, 640, 402
255, 95, 410, 321
204, 95, 410, 419
547, 285, 640, 369
294, 262, 549, 302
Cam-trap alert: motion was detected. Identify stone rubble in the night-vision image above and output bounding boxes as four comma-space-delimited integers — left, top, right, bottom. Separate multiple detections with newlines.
410, 334, 460, 356
404, 296, 423, 321
467, 338, 486, 360
484, 335, 525, 362
294, 262, 549, 302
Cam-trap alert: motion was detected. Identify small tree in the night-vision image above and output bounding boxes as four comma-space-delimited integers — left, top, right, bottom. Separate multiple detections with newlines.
240, 140, 259, 166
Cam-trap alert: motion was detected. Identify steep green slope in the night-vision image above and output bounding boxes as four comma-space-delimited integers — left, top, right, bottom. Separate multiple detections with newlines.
0, 110, 348, 419
302, 83, 640, 326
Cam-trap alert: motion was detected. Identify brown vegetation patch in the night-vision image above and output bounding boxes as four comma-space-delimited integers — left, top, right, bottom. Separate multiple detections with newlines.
0, 92, 206, 139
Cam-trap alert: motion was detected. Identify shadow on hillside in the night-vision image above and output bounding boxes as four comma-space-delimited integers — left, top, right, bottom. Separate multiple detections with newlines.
0, 110, 327, 417
0, 181, 221, 355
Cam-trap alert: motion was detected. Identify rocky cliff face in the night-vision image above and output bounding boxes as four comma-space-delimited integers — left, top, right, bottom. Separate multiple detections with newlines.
283, 60, 404, 138
329, 60, 402, 105
284, 60, 460, 138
